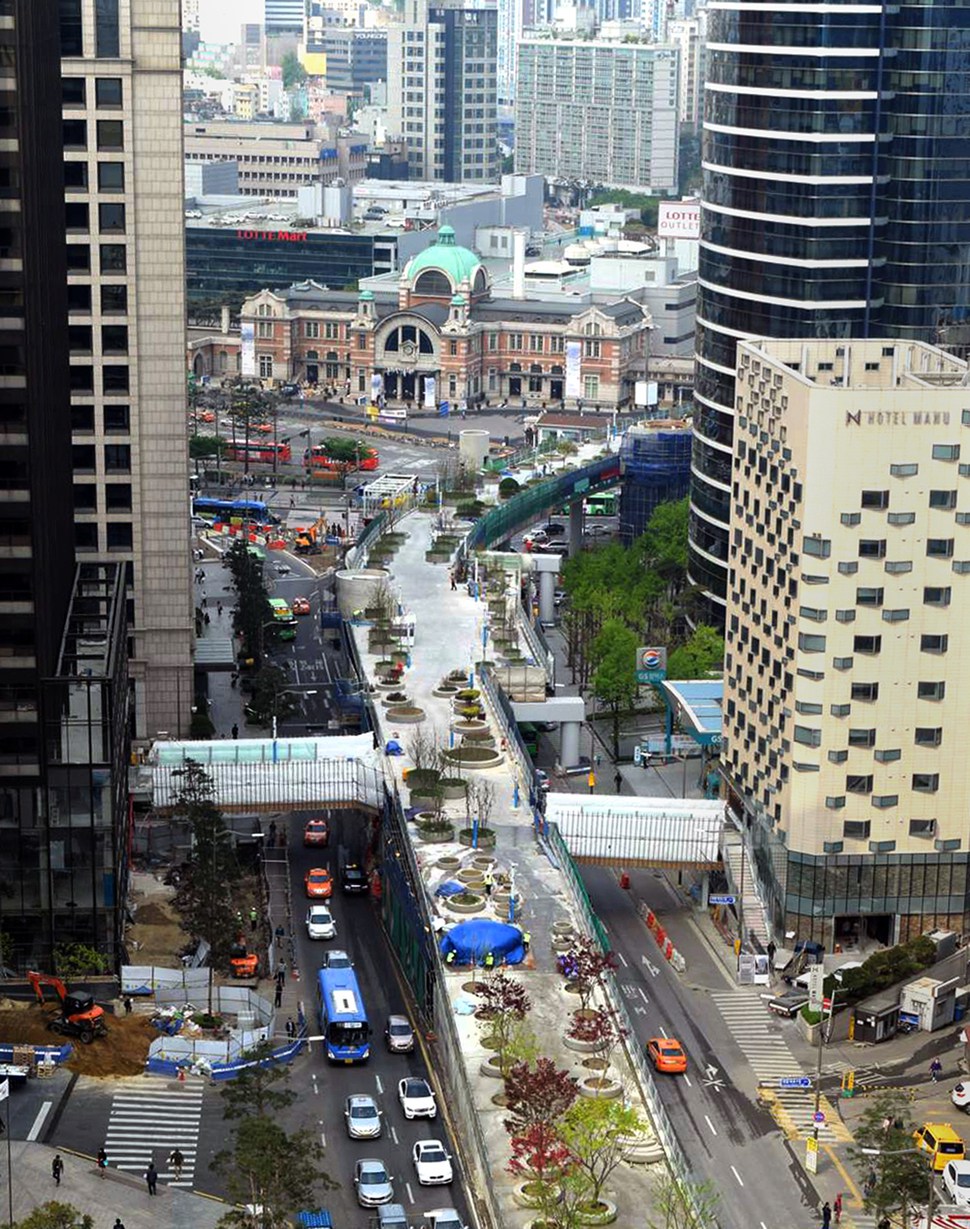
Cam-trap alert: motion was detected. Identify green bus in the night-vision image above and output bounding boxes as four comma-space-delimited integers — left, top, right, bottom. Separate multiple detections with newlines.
584, 492, 617, 516
269, 597, 298, 640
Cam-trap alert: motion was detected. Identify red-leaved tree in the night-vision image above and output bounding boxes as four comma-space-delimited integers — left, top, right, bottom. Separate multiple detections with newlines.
567, 935, 619, 1012
477, 971, 532, 1073
504, 1057, 578, 1135
566, 1005, 627, 1072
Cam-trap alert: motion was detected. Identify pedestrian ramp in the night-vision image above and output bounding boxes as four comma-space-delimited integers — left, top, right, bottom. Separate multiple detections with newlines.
711, 991, 852, 1143
103, 1077, 204, 1188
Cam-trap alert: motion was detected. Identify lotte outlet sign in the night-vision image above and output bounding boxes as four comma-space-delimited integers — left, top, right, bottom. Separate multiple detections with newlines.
657, 201, 701, 240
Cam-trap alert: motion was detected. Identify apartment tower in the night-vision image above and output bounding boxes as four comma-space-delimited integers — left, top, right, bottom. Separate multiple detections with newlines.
387, 0, 498, 183
724, 338, 970, 945
61, 0, 192, 739
688, 0, 970, 625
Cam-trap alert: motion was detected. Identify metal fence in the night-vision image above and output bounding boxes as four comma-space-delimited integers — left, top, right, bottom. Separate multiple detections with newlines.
345, 509, 387, 568
477, 665, 536, 793
545, 820, 720, 1229
516, 606, 555, 686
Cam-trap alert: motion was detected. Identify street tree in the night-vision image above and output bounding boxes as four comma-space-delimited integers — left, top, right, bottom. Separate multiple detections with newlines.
220, 1041, 298, 1120
665, 624, 724, 680
225, 378, 273, 474
503, 1057, 578, 1135
565, 935, 619, 1013
214, 1115, 335, 1229
246, 664, 299, 729
590, 618, 639, 759
565, 1005, 626, 1072
648, 1174, 721, 1229
848, 1091, 928, 1225
225, 540, 273, 662
507, 1122, 583, 1229
14, 1205, 94, 1229
172, 759, 241, 974
189, 434, 223, 462
559, 1097, 645, 1205
477, 971, 532, 1074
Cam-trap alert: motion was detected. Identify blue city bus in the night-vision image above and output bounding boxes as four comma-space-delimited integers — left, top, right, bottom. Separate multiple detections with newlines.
317, 968, 371, 1063
192, 497, 273, 521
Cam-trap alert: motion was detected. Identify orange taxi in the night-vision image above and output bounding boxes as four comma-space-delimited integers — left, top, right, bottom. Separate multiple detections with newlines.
292, 596, 311, 615
305, 867, 333, 898
647, 1037, 687, 1075
254, 422, 273, 434
304, 818, 330, 847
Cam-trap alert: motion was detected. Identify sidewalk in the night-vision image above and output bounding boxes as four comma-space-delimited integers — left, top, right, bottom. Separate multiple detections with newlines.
7, 1141, 224, 1229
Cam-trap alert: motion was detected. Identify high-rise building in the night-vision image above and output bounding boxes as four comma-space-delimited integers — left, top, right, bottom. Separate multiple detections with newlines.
688, 0, 970, 625
668, 17, 704, 127
0, 1, 131, 969
387, 0, 499, 183
724, 337, 970, 945
496, 0, 540, 105
265, 0, 307, 35
514, 39, 679, 193
61, 0, 192, 740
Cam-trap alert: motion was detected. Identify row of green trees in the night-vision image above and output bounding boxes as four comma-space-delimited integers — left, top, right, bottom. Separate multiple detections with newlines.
560, 499, 724, 758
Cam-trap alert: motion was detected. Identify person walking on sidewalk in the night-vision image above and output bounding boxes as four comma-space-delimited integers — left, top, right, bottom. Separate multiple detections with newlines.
483, 868, 494, 897
587, 770, 596, 794
833, 1192, 842, 1224
931, 1056, 943, 1082
820, 1201, 832, 1229
249, 905, 258, 932
145, 1161, 158, 1195
274, 981, 283, 1008
97, 1147, 108, 1178
52, 1154, 64, 1186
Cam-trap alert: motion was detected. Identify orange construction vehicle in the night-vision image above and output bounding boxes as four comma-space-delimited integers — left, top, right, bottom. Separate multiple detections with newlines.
229, 935, 259, 978
27, 971, 108, 1044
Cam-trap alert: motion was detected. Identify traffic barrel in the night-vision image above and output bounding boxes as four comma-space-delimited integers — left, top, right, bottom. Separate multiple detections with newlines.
619, 872, 630, 890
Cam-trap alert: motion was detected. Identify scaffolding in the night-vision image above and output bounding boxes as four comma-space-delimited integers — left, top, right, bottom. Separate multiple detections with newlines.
618, 424, 692, 544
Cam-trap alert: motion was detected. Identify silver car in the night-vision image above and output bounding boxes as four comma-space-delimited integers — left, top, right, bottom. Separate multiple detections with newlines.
345, 1094, 383, 1140
385, 1014, 415, 1053
354, 1157, 394, 1207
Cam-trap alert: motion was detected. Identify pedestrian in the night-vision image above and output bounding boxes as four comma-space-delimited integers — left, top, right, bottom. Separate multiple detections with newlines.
767, 940, 777, 967
833, 1192, 842, 1224
483, 951, 495, 970
274, 923, 285, 943
276, 966, 285, 989
249, 905, 258, 932
114, 1220, 126, 1229
274, 982, 283, 1008
931, 1056, 943, 1082
613, 771, 622, 794
450, 571, 456, 591
445, 949, 456, 966
203, 611, 210, 626
821, 1201, 831, 1229
52, 1154, 64, 1186
168, 1148, 184, 1181
231, 722, 239, 740
201, 594, 207, 609
97, 1147, 108, 1177
483, 868, 494, 897
145, 1161, 158, 1195
286, 1018, 295, 1039
521, 931, 531, 952
217, 602, 223, 617
588, 770, 596, 794
268, 820, 277, 845
864, 1170, 877, 1198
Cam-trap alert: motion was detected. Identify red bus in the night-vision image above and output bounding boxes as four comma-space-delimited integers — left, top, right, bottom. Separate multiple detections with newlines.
305, 444, 379, 472
225, 441, 292, 465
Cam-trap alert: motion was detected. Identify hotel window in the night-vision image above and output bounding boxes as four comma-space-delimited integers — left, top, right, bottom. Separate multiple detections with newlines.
923, 586, 951, 606
920, 634, 948, 653
848, 729, 875, 748
861, 490, 888, 509
914, 728, 942, 747
804, 536, 830, 558
917, 681, 946, 700
843, 820, 871, 839
833, 656, 854, 671
909, 819, 936, 838
874, 748, 901, 763
888, 512, 915, 526
890, 463, 918, 477
829, 749, 849, 764
856, 587, 883, 607
912, 773, 939, 793
841, 512, 861, 527
871, 795, 898, 809
826, 796, 845, 809
927, 538, 954, 558
859, 539, 886, 559
794, 726, 821, 746
851, 682, 879, 701
853, 635, 881, 655
882, 608, 910, 622
846, 775, 872, 794
929, 490, 957, 510
932, 444, 960, 461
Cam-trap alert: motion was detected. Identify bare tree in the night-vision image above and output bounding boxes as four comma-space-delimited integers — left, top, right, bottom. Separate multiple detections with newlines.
406, 725, 437, 772
469, 779, 496, 830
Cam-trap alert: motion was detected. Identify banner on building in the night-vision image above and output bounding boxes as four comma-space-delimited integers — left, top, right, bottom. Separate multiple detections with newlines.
565, 341, 582, 399
240, 323, 256, 377
423, 375, 436, 409
371, 372, 384, 402
657, 200, 701, 240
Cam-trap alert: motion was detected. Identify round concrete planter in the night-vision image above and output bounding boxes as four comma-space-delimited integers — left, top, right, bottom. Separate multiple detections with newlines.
405, 769, 440, 790
462, 730, 496, 745
409, 791, 439, 810
417, 823, 455, 844
479, 1054, 507, 1079
433, 684, 460, 698
458, 827, 497, 848
576, 1073, 623, 1099
451, 718, 488, 735
439, 778, 467, 800
444, 892, 485, 915
512, 1182, 549, 1211
380, 691, 410, 707
552, 920, 575, 938
471, 856, 495, 872
577, 1199, 618, 1225
619, 1133, 664, 1165
386, 705, 425, 724
437, 856, 461, 872
456, 868, 486, 887
564, 1032, 608, 1054
443, 746, 503, 768
376, 678, 401, 692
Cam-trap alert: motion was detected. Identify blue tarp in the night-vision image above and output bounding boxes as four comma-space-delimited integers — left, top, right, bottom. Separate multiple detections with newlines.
435, 880, 466, 898
439, 919, 525, 966
385, 739, 404, 755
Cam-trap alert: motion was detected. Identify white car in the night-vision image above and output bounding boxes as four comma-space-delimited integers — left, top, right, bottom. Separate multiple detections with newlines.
943, 1159, 970, 1206
425, 1211, 468, 1229
412, 1140, 453, 1185
305, 905, 336, 940
345, 1094, 382, 1140
952, 1082, 970, 1113
398, 1077, 437, 1119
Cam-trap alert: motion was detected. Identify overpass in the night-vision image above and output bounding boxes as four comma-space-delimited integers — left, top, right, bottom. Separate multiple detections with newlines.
543, 794, 723, 870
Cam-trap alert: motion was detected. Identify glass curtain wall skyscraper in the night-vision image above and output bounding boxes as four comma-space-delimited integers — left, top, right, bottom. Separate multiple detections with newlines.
688, 0, 970, 623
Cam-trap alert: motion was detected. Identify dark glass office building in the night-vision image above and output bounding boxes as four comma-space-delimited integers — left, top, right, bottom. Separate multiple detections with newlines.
186, 226, 400, 318
689, 0, 970, 623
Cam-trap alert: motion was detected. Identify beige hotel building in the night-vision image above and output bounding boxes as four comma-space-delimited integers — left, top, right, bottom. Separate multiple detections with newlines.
722, 338, 970, 947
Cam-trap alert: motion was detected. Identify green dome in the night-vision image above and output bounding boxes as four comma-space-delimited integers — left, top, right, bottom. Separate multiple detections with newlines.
359, 289, 374, 301
451, 294, 466, 306
406, 226, 482, 289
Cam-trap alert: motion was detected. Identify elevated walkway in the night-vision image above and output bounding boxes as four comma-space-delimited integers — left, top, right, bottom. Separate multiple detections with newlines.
543, 793, 723, 869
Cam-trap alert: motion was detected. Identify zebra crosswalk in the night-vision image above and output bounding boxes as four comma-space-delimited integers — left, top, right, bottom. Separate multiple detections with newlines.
103, 1077, 204, 1188
710, 991, 851, 1142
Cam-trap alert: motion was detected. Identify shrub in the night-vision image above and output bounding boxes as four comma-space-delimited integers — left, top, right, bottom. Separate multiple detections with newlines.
498, 477, 520, 500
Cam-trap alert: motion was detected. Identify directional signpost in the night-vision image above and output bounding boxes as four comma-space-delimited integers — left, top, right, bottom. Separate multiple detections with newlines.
709, 894, 736, 906
779, 1076, 812, 1089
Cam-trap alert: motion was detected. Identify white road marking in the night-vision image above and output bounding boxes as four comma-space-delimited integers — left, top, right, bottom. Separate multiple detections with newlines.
375, 1074, 383, 1095
27, 1102, 52, 1141
683, 1074, 692, 1087
391, 1126, 399, 1145
320, 1130, 326, 1148
705, 1115, 717, 1137
616, 951, 628, 968
637, 987, 649, 1006
659, 1025, 668, 1038
405, 1182, 415, 1205
731, 1166, 744, 1187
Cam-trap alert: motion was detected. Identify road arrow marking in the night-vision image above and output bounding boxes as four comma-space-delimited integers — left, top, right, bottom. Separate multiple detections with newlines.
641, 956, 660, 977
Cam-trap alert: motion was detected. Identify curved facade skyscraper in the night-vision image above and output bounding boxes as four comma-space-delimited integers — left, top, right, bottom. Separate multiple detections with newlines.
689, 0, 970, 623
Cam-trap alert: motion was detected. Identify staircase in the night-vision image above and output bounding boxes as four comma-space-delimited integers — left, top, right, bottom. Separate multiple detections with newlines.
721, 829, 771, 949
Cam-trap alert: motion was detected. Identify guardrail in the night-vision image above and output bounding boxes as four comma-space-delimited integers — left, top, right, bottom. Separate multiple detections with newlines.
516, 605, 555, 687
345, 509, 387, 569
477, 665, 536, 794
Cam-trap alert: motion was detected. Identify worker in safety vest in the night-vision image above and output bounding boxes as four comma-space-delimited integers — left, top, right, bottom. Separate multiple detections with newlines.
483, 951, 495, 970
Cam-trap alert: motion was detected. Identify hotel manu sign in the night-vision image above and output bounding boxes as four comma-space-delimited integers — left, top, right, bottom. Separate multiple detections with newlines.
236, 229, 308, 242
845, 409, 961, 427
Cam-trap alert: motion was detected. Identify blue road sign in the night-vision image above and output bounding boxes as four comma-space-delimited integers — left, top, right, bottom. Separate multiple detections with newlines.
779, 1077, 812, 1089
813, 1110, 826, 1124
709, 894, 736, 906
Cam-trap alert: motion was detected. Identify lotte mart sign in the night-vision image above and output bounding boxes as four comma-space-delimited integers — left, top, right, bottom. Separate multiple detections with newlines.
636, 646, 667, 685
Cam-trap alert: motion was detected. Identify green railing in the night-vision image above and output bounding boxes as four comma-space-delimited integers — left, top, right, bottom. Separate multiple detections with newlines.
482, 436, 559, 473
545, 822, 611, 952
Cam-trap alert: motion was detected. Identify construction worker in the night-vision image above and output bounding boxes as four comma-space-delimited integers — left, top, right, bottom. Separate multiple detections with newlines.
588, 770, 596, 794
521, 931, 531, 952
249, 905, 258, 932
483, 868, 494, 897
483, 951, 495, 970
445, 949, 457, 967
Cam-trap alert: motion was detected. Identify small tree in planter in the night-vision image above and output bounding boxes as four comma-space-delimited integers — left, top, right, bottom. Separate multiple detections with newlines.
507, 1122, 578, 1224
560, 1098, 646, 1211
565, 936, 619, 1013
504, 1058, 578, 1136
566, 1006, 627, 1073
477, 971, 531, 1074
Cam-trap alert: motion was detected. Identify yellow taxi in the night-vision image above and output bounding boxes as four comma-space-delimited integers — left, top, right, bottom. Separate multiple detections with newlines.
914, 1122, 966, 1171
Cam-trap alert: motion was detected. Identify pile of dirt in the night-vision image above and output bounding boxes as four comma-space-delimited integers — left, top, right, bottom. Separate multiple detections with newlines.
0, 1008, 152, 1077
129, 894, 187, 966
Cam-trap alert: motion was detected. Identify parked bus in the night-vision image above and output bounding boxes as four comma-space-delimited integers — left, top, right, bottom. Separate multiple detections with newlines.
269, 597, 297, 640
317, 967, 371, 1062
225, 440, 292, 465
304, 444, 379, 472
192, 497, 273, 522
583, 492, 617, 516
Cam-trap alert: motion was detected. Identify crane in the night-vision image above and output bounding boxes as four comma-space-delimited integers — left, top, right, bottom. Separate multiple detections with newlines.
27, 971, 108, 1044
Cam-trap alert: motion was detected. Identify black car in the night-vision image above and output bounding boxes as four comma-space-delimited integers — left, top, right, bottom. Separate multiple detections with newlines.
767, 988, 809, 1018
542, 521, 565, 536
341, 863, 368, 893
279, 383, 299, 397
